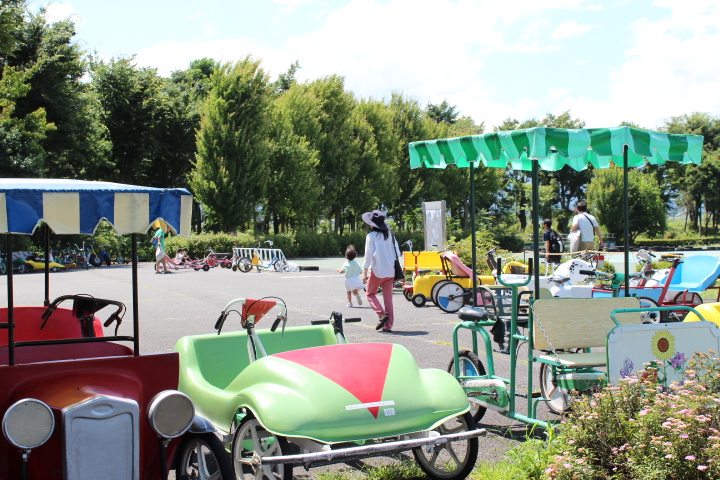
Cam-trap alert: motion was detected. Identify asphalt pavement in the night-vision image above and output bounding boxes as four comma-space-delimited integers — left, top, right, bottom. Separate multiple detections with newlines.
1, 259, 555, 478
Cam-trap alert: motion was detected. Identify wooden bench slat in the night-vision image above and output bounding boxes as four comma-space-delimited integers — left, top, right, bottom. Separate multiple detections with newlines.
532, 297, 641, 351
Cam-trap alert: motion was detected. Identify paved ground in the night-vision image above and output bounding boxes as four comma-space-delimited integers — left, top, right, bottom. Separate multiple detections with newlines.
1, 258, 557, 478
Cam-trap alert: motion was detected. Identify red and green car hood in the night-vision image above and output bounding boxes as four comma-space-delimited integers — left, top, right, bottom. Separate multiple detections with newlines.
177, 334, 468, 444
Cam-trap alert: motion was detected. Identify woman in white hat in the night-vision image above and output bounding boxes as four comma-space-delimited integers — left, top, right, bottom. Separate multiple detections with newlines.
361, 210, 402, 332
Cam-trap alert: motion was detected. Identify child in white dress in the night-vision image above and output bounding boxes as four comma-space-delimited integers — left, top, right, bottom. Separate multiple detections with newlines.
337, 245, 364, 307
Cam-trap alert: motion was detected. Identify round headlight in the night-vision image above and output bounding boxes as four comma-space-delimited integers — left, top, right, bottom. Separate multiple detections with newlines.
147, 390, 194, 439
3, 399, 54, 449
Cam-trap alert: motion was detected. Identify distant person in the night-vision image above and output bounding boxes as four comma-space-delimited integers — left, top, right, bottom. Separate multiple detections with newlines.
337, 245, 364, 307
153, 227, 172, 274
569, 201, 604, 253
361, 210, 402, 333
542, 219, 562, 265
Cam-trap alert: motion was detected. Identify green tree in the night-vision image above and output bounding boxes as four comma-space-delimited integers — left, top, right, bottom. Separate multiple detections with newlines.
586, 166, 666, 244
189, 57, 271, 232
264, 94, 321, 232
0, 0, 24, 56
90, 57, 165, 184
8, 10, 110, 179
280, 75, 361, 233
157, 58, 217, 187
426, 99, 458, 124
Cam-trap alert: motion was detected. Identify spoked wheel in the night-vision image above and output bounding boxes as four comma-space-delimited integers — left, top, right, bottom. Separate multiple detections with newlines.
430, 280, 452, 305
116, 256, 125, 264
233, 415, 292, 480
174, 432, 233, 480
412, 411, 479, 480
663, 292, 703, 322
273, 260, 288, 272
446, 350, 487, 423
434, 281, 467, 313
234, 257, 250, 273
638, 296, 660, 324
539, 363, 570, 415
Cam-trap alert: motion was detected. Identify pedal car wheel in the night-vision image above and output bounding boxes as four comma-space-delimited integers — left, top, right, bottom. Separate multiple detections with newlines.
539, 363, 570, 415
16, 264, 27, 274
403, 288, 413, 301
89, 253, 103, 267
81, 261, 89, 270
233, 415, 292, 480
51, 266, 60, 272
435, 282, 466, 313
411, 294, 427, 308
238, 257, 252, 273
116, 256, 125, 264
664, 292, 703, 322
273, 260, 287, 272
638, 296, 660, 324
412, 411, 478, 480
446, 350, 487, 422
174, 432, 233, 480
232, 264, 238, 272
430, 280, 452, 305
202, 264, 210, 272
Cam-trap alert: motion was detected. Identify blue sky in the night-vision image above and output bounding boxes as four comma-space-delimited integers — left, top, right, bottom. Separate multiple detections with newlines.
36, 0, 720, 132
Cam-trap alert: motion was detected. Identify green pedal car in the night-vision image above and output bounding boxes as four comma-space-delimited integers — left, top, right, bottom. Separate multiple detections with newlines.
175, 297, 484, 479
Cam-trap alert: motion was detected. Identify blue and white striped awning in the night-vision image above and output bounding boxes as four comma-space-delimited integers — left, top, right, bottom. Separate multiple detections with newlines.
0, 179, 193, 235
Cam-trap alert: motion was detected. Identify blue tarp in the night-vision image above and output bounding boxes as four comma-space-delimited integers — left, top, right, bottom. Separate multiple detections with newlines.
0, 179, 193, 235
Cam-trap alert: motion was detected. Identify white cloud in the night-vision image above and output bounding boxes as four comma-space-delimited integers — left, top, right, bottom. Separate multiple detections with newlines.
44, 2, 80, 23
133, 0, 720, 131
203, 22, 217, 37
552, 20, 597, 39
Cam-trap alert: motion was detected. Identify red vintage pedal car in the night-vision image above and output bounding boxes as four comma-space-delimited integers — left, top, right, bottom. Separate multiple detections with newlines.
0, 179, 228, 480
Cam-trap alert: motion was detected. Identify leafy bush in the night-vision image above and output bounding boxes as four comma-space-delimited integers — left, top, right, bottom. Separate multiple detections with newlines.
472, 437, 557, 480
546, 352, 720, 479
455, 230, 510, 275
496, 234, 526, 252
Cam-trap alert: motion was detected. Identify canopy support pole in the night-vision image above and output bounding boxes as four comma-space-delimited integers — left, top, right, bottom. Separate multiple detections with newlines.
470, 163, 477, 306
624, 146, 630, 296
44, 223, 50, 306
532, 160, 540, 293
132, 234, 140, 356
7, 234, 15, 366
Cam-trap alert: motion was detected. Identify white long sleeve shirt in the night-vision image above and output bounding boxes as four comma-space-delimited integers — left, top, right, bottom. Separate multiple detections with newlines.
362, 231, 402, 278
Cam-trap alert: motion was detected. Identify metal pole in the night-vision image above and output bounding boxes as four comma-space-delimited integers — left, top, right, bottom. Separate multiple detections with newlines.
7, 234, 15, 366
470, 163, 477, 306
624, 146, 630, 296
44, 223, 50, 306
532, 160, 540, 293
132, 233, 140, 355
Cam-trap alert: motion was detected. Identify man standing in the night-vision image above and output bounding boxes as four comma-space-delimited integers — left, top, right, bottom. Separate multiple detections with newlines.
570, 201, 604, 253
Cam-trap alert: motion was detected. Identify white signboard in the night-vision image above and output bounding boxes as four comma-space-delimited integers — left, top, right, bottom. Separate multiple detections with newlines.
422, 201, 446, 251
607, 322, 720, 387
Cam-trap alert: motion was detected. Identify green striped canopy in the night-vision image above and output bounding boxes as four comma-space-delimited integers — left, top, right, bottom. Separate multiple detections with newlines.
409, 126, 704, 171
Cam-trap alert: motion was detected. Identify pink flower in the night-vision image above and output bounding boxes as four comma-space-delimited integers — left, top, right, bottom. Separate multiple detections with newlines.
698, 465, 708, 471
686, 455, 696, 461
666, 454, 674, 459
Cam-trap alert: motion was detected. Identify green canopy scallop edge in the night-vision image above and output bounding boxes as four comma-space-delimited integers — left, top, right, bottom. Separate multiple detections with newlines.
408, 126, 704, 171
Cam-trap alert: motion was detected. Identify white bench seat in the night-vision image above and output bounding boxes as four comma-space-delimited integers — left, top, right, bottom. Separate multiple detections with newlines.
536, 352, 606, 368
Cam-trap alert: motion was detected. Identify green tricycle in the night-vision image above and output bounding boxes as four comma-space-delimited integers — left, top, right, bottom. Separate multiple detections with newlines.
448, 257, 719, 425
175, 297, 485, 479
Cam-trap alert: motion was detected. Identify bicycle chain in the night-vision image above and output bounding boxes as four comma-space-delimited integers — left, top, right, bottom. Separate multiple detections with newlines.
529, 302, 560, 362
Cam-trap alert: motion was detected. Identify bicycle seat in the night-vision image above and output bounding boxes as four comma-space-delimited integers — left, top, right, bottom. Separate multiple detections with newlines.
549, 275, 571, 285
457, 306, 489, 322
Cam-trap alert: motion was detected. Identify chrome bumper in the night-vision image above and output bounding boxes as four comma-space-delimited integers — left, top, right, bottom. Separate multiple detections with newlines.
260, 428, 486, 468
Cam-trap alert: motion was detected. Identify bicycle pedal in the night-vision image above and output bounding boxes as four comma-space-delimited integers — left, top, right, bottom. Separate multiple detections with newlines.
531, 391, 542, 398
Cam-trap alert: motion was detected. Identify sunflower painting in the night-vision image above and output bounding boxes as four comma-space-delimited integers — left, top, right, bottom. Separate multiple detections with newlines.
650, 330, 675, 360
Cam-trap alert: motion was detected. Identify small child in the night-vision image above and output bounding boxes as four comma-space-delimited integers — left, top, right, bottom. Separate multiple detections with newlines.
337, 245, 364, 307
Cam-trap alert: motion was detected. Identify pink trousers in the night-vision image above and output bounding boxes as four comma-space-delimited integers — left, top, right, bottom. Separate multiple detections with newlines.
366, 271, 395, 330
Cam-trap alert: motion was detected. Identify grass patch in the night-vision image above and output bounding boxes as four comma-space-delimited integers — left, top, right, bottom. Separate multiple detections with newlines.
314, 460, 425, 480
470, 438, 555, 480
